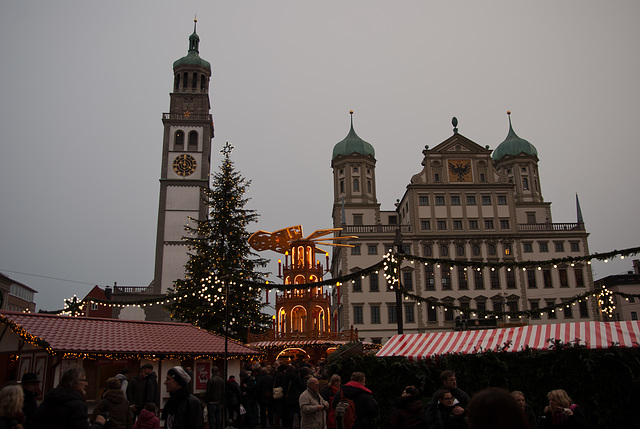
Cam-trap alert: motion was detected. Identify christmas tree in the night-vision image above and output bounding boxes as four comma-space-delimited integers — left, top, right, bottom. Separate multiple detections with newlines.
166, 142, 270, 343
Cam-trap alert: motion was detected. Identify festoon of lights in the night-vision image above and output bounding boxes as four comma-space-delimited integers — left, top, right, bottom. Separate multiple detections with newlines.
48, 245, 640, 318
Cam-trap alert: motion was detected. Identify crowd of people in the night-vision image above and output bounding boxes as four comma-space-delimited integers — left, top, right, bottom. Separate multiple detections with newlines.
0, 361, 602, 429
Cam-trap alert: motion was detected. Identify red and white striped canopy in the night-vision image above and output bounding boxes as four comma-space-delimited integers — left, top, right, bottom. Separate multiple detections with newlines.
376, 321, 640, 361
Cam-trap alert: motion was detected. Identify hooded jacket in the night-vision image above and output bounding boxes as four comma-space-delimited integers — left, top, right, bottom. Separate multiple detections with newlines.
91, 389, 132, 429
332, 381, 379, 429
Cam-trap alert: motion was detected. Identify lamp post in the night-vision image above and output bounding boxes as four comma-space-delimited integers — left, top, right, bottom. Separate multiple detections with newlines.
393, 201, 404, 335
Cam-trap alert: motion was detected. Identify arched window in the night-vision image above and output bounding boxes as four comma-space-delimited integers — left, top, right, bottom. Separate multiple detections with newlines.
340, 181, 344, 193
472, 245, 481, 256
174, 74, 181, 91
367, 180, 372, 193
192, 72, 197, 90
188, 131, 198, 148
200, 74, 206, 91
456, 245, 465, 257
183, 72, 188, 89
440, 245, 449, 257
504, 244, 512, 256
523, 177, 529, 190
424, 245, 432, 257
175, 130, 184, 147
488, 244, 496, 255
353, 178, 359, 191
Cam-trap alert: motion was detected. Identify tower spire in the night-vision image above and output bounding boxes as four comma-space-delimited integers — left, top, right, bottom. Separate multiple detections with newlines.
576, 193, 584, 223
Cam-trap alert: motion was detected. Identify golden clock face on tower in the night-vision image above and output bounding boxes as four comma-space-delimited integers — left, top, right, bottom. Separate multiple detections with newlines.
173, 154, 197, 177
448, 159, 472, 182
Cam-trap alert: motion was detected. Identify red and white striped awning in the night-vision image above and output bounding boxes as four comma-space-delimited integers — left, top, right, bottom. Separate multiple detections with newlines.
376, 321, 640, 361
248, 340, 350, 348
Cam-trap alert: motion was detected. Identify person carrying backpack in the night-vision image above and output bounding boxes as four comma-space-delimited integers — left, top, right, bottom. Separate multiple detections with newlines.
332, 372, 379, 429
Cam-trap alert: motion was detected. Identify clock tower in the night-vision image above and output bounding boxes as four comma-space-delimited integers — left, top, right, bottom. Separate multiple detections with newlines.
152, 19, 214, 294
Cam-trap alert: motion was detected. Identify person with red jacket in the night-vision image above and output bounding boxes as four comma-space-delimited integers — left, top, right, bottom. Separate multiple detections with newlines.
133, 403, 159, 429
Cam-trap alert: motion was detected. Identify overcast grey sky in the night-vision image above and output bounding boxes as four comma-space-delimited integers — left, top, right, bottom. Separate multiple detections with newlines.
1, 1, 639, 312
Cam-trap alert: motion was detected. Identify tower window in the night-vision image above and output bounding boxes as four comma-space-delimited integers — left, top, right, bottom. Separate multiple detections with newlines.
174, 74, 181, 91
523, 177, 529, 190
480, 173, 486, 182
434, 173, 440, 182
367, 180, 372, 193
192, 72, 198, 90
353, 178, 359, 192
340, 181, 344, 193
183, 72, 188, 89
188, 131, 198, 148
201, 74, 206, 91
175, 130, 185, 147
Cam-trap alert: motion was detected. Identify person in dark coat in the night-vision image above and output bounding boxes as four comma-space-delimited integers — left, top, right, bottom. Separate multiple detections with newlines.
389, 386, 427, 429
20, 372, 39, 429
332, 372, 379, 429
226, 375, 242, 427
204, 366, 225, 429
140, 364, 159, 410
283, 366, 305, 429
272, 364, 287, 429
426, 389, 467, 429
160, 366, 203, 429
512, 391, 538, 429
32, 367, 106, 429
241, 371, 259, 429
91, 377, 132, 429
256, 367, 274, 429
127, 369, 146, 423
426, 370, 470, 426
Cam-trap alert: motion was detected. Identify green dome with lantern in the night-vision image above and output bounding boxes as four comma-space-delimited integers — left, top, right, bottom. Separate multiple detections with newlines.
332, 111, 375, 160
492, 112, 537, 161
173, 20, 211, 71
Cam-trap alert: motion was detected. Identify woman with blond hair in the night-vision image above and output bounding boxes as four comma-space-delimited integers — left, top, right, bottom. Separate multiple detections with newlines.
541, 389, 587, 428
0, 384, 25, 429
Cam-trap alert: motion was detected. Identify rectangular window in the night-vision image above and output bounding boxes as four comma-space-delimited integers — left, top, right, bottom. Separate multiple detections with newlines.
571, 242, 580, 252
453, 220, 463, 230
469, 220, 479, 230
371, 338, 382, 344
527, 270, 537, 289
405, 304, 415, 323
353, 306, 363, 324
485, 219, 494, 229
530, 301, 540, 319
388, 305, 397, 323
575, 268, 584, 287
368, 245, 378, 255
493, 300, 503, 313
427, 305, 437, 322
351, 245, 361, 255
451, 195, 461, 205
579, 301, 589, 318
559, 269, 569, 287
419, 196, 429, 205
437, 220, 447, 230
435, 196, 445, 205
539, 242, 548, 252
543, 269, 553, 288
458, 266, 468, 290
546, 300, 557, 319
490, 270, 500, 289
527, 213, 536, 224
508, 300, 518, 313
474, 269, 484, 289
482, 196, 492, 205
555, 242, 565, 252
403, 272, 413, 291
369, 272, 379, 292
523, 242, 533, 253
632, 312, 638, 321
506, 269, 516, 289
564, 302, 573, 319
444, 305, 454, 321
353, 278, 362, 292
467, 195, 476, 205
500, 219, 510, 229
371, 305, 380, 324
497, 195, 507, 205
425, 265, 435, 291
420, 220, 431, 230
353, 214, 363, 225
388, 215, 398, 225
476, 301, 486, 313
442, 265, 451, 290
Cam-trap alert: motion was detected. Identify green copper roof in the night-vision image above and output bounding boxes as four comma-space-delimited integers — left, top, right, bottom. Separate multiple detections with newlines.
492, 112, 537, 161
332, 112, 375, 160
173, 21, 211, 70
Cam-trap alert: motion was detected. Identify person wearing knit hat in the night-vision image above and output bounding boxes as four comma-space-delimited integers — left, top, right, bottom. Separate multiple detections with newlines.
161, 366, 203, 429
